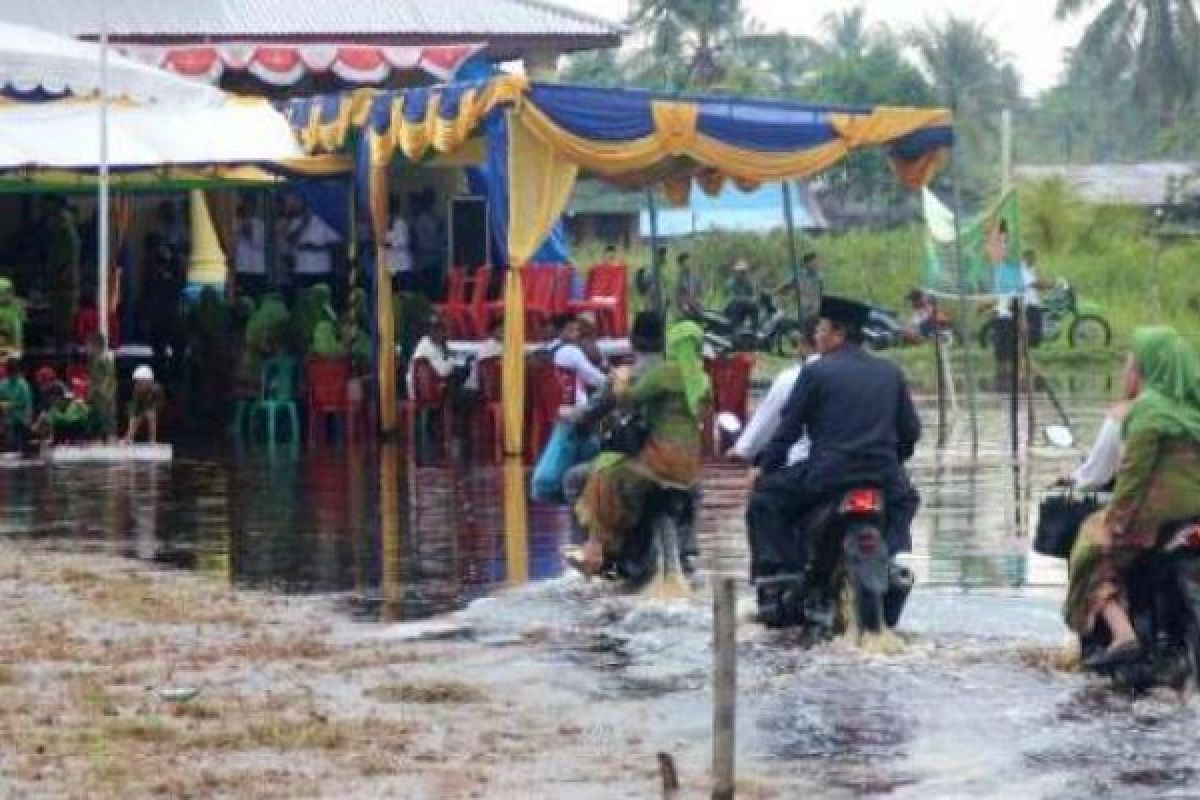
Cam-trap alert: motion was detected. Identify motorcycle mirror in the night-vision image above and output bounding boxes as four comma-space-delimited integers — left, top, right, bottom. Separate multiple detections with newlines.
716, 412, 743, 437
1044, 425, 1075, 449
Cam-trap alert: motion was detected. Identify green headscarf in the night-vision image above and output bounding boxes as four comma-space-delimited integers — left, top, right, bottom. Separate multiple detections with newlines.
665, 321, 710, 416
1125, 325, 1200, 443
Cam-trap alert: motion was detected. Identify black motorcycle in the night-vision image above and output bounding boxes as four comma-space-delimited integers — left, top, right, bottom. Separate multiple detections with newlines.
760, 486, 914, 635
690, 292, 805, 356
1081, 520, 1200, 690
608, 487, 698, 593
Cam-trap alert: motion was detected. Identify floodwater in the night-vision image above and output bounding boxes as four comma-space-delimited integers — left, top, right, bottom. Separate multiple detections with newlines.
4, 366, 1199, 798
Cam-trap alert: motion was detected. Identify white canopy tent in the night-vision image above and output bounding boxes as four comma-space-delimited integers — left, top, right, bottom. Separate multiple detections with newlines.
0, 20, 221, 104
0, 98, 302, 168
0, 20, 303, 340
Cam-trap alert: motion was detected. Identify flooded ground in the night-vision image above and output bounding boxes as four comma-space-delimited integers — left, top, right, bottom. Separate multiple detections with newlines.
3, 368, 1199, 798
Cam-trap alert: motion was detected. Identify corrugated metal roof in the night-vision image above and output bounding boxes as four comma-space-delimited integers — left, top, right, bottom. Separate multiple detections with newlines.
1, 0, 622, 43
1015, 162, 1200, 206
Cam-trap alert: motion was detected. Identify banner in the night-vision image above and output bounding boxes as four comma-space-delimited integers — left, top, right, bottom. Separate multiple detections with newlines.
922, 188, 1020, 295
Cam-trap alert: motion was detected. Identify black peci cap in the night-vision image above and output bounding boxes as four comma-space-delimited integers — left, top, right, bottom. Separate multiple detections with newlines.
819, 295, 871, 329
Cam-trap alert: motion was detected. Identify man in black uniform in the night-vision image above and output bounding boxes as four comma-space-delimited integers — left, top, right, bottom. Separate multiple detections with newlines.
745, 295, 921, 624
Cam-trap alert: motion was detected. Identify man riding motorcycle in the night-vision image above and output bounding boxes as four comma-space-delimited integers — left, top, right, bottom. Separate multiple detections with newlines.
745, 295, 921, 625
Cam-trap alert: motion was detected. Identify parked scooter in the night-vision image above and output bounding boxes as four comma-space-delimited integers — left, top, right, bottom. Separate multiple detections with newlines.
690, 292, 804, 356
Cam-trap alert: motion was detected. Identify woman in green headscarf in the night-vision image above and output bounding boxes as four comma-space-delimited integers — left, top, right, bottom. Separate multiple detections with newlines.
1064, 326, 1200, 665
576, 321, 711, 573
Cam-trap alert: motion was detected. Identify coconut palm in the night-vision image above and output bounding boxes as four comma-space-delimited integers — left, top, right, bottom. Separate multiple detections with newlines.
628, 0, 744, 88
1056, 0, 1200, 122
821, 6, 873, 60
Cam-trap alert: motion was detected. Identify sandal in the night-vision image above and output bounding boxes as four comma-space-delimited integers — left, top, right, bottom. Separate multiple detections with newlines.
1084, 639, 1142, 671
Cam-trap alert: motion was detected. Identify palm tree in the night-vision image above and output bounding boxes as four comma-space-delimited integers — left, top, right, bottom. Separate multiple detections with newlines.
1055, 0, 1200, 123
821, 6, 873, 60
628, 0, 744, 89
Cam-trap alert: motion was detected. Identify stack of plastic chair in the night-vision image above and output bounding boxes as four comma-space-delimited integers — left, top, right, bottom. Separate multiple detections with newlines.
305, 356, 358, 445
474, 356, 504, 464
568, 263, 628, 336
434, 267, 473, 339
466, 266, 494, 339
704, 352, 755, 457
401, 357, 452, 463
251, 355, 300, 445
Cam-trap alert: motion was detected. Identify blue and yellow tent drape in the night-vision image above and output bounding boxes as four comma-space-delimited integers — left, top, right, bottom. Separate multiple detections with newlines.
288, 76, 953, 452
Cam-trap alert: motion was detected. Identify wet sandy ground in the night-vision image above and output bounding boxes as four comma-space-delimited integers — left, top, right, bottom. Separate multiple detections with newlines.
5, 385, 1200, 798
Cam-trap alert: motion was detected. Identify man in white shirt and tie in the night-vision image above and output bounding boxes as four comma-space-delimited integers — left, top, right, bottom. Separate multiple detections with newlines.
234, 197, 267, 296
291, 207, 342, 291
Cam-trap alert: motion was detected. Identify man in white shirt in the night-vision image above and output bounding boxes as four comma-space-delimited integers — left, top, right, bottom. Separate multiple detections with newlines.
464, 318, 503, 392
292, 210, 342, 290
730, 320, 820, 467
552, 315, 609, 407
234, 198, 267, 295
407, 314, 460, 398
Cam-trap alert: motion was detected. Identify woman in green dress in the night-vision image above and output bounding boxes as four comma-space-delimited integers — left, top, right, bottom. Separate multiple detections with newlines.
1065, 326, 1200, 667
576, 321, 711, 574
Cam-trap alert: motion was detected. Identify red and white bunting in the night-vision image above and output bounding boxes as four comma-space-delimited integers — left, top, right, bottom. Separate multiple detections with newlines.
119, 42, 485, 86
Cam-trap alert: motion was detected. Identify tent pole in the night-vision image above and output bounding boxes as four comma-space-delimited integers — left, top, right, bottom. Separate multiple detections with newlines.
97, 4, 110, 341
781, 180, 806, 321
646, 187, 663, 317
949, 141, 979, 454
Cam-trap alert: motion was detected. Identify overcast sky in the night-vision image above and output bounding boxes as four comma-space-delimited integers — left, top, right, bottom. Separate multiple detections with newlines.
558, 0, 1090, 95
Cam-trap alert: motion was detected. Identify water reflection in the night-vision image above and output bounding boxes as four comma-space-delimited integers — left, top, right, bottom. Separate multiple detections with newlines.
0, 370, 1117, 617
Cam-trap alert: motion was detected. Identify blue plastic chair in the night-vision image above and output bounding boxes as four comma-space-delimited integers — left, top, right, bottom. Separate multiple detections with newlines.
251, 356, 300, 445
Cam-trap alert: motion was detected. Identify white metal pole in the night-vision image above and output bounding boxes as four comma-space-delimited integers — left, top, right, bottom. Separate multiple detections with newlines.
97, 5, 111, 340
1000, 108, 1013, 195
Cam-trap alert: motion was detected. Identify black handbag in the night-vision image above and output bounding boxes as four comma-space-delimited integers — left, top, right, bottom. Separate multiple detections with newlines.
1035, 491, 1100, 558
597, 408, 650, 456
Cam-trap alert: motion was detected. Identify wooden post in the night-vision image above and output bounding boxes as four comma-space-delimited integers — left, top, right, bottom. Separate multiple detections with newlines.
1009, 297, 1020, 458
948, 137, 979, 455
932, 295, 947, 448
712, 577, 736, 800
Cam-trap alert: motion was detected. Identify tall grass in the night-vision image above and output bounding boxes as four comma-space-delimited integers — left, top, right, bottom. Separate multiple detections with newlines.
575, 180, 1200, 352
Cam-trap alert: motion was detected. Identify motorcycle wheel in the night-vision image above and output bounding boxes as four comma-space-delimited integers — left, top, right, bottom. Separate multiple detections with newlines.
1068, 315, 1112, 348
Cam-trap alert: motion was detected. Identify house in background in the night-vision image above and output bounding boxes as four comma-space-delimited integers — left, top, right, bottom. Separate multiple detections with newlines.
567, 180, 828, 246
3, 0, 623, 94
1015, 162, 1200, 216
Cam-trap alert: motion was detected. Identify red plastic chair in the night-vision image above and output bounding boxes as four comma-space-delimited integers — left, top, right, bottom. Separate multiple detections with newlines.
73, 307, 121, 348
568, 264, 628, 337
435, 267, 473, 339
551, 266, 575, 315
401, 357, 452, 462
474, 356, 504, 464
524, 360, 576, 463
467, 265, 494, 339
487, 266, 562, 339
306, 356, 363, 445
704, 353, 755, 457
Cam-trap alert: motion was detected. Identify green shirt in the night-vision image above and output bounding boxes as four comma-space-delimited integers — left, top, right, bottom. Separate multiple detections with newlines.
0, 376, 32, 425
49, 400, 89, 431
88, 353, 117, 417
624, 361, 703, 450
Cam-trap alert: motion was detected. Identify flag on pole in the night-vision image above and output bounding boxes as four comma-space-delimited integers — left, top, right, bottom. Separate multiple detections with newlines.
922, 188, 1020, 296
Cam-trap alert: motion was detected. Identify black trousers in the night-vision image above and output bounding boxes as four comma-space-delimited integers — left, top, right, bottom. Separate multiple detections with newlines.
745, 463, 919, 581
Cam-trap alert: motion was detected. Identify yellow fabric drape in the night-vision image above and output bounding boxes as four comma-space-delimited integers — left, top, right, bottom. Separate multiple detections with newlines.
502, 111, 580, 455
502, 460, 529, 586
110, 196, 132, 313
379, 444, 403, 622
369, 138, 397, 434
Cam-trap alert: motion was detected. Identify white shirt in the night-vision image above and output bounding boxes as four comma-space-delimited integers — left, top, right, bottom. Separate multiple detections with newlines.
235, 219, 266, 275
407, 336, 456, 397
1021, 264, 1041, 307
464, 338, 503, 391
293, 215, 341, 276
553, 343, 608, 407
731, 354, 819, 466
385, 217, 413, 275
1072, 415, 1123, 491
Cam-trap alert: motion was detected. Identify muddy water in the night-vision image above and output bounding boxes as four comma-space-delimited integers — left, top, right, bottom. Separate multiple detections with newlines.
3, 373, 1198, 798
